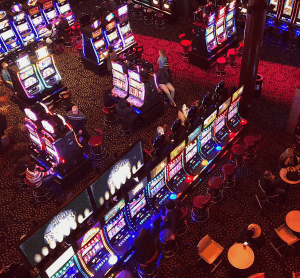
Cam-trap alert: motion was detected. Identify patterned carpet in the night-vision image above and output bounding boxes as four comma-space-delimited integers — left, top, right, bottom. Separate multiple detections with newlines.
0, 1, 300, 277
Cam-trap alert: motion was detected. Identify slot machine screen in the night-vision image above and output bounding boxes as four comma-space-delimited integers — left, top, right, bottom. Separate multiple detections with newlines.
118, 5, 128, 16
227, 11, 234, 20
32, 16, 43, 25
207, 14, 215, 25
47, 10, 57, 20
42, 67, 55, 78
24, 76, 37, 88
188, 125, 202, 143
218, 7, 226, 17
106, 21, 115, 32
91, 141, 144, 209
44, 1, 54, 9
218, 97, 231, 115
185, 141, 197, 163
216, 25, 224, 36
150, 157, 167, 179
112, 61, 123, 73
228, 105, 238, 120
121, 24, 130, 35
36, 46, 49, 59
269, 0, 278, 12
29, 7, 39, 16
128, 69, 141, 82
170, 140, 186, 160
206, 32, 214, 43
128, 177, 148, 218
58, 0, 66, 3
107, 31, 118, 42
204, 110, 217, 129
60, 4, 71, 14
206, 25, 214, 35
19, 189, 93, 267
215, 118, 225, 133
150, 175, 166, 198
201, 132, 212, 146
94, 39, 104, 49
0, 19, 10, 29
232, 86, 244, 101
44, 139, 58, 157
169, 160, 182, 180
29, 133, 42, 145
91, 20, 100, 29
282, 0, 294, 16
18, 23, 29, 33
92, 29, 102, 39
38, 57, 52, 70
229, 1, 235, 10
1, 29, 15, 40
14, 13, 26, 22
20, 67, 34, 80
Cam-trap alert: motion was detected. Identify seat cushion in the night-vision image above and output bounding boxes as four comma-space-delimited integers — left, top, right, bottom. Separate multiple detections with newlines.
231, 144, 246, 156
181, 40, 191, 47
208, 177, 222, 189
276, 225, 299, 246
200, 241, 223, 264
222, 163, 235, 175
88, 136, 103, 147
217, 57, 227, 64
193, 195, 210, 209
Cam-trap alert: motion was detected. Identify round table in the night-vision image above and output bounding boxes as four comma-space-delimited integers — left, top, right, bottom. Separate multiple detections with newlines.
280, 168, 300, 184
228, 243, 255, 269
286, 210, 300, 233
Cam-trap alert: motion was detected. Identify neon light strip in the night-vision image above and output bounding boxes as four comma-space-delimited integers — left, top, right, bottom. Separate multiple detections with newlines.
100, 230, 115, 256
11, 21, 24, 47
82, 34, 86, 58
77, 252, 94, 277
116, 22, 125, 49
90, 38, 100, 64
17, 67, 36, 98
27, 14, 39, 40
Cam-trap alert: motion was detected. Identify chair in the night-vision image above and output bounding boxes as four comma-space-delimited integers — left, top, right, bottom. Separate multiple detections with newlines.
243, 134, 261, 159
179, 34, 191, 59
192, 194, 211, 222
133, 4, 143, 20
71, 22, 81, 39
144, 8, 154, 25
116, 115, 132, 136
216, 57, 227, 77
207, 176, 226, 203
269, 224, 299, 258
197, 235, 224, 273
138, 250, 160, 278
227, 48, 237, 67
102, 104, 117, 127
177, 207, 189, 236
88, 129, 107, 161
59, 90, 72, 111
247, 274, 266, 278
24, 178, 52, 203
62, 27, 74, 48
255, 180, 279, 212
154, 13, 165, 29
221, 160, 238, 189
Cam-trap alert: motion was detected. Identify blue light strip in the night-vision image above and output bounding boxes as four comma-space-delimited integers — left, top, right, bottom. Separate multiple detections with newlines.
104, 30, 110, 46
27, 14, 39, 41
90, 38, 100, 64
82, 34, 86, 58
11, 21, 24, 47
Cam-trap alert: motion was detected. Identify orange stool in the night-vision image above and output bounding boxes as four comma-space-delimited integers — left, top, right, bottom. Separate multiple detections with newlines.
216, 57, 227, 76
192, 194, 211, 222
207, 176, 226, 203
228, 48, 237, 67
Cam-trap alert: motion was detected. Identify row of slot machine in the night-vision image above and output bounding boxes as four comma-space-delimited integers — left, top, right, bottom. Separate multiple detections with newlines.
23, 101, 85, 180
81, 5, 137, 74
0, 0, 74, 60
192, 1, 237, 58
18, 86, 246, 278
7, 45, 62, 105
132, 0, 175, 17
267, 0, 300, 28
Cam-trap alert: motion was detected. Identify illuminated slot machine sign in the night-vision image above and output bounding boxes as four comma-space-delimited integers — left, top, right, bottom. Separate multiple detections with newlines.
25, 115, 44, 152
227, 86, 245, 130
55, 0, 75, 26
19, 189, 93, 268
296, 8, 300, 26
105, 14, 122, 52
268, 0, 279, 17
17, 55, 44, 97
43, 0, 59, 25
215, 7, 227, 44
147, 157, 171, 209
112, 61, 128, 98
225, 1, 236, 36
205, 23, 217, 51
27, 4, 47, 39
118, 6, 135, 48
102, 198, 134, 256
214, 97, 232, 143
162, 0, 172, 13
279, 0, 295, 22
77, 221, 113, 277
128, 69, 145, 108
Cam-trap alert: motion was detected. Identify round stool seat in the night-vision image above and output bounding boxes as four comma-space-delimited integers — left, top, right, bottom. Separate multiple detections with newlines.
59, 91, 70, 99
134, 4, 141, 8
217, 57, 226, 64
228, 48, 235, 55
114, 270, 133, 278
193, 194, 210, 209
88, 136, 103, 147
222, 163, 235, 175
243, 135, 257, 147
181, 40, 191, 47
208, 176, 222, 189
103, 107, 109, 114
146, 8, 153, 12
159, 228, 172, 244
14, 164, 27, 177
231, 144, 246, 156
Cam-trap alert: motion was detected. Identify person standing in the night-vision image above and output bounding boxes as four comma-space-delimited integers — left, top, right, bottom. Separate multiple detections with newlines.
158, 49, 168, 69
1, 62, 14, 90
65, 106, 89, 140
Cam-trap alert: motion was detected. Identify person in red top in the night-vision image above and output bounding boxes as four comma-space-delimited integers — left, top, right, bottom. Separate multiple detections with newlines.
26, 162, 56, 188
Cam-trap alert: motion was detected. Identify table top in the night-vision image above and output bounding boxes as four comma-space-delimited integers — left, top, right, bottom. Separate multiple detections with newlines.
228, 243, 255, 269
286, 210, 300, 233
279, 168, 300, 184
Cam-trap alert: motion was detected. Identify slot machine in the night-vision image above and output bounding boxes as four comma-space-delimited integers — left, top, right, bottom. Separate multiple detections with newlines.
7, 4, 37, 46
199, 110, 221, 160
81, 19, 108, 73
161, 0, 174, 15
215, 6, 227, 44
213, 96, 232, 145
117, 5, 136, 51
267, 0, 281, 19
112, 61, 128, 98
279, 0, 296, 23
0, 43, 5, 59
53, 0, 75, 26
192, 13, 218, 58
23, 0, 48, 40
33, 46, 62, 89
76, 221, 115, 277
39, 0, 59, 26
127, 69, 145, 108
292, 1, 300, 26
147, 158, 172, 210
44, 247, 89, 278
0, 10, 22, 53
101, 198, 135, 257
225, 0, 236, 37
104, 13, 123, 53
227, 86, 247, 133
151, 0, 161, 10
125, 177, 154, 232
167, 140, 193, 194
40, 113, 85, 179
8, 54, 44, 104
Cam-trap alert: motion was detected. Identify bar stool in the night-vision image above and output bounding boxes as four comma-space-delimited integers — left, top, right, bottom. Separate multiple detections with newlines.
133, 4, 143, 20
221, 162, 237, 189
137, 250, 160, 278
230, 144, 246, 166
14, 164, 28, 189
88, 129, 107, 161
132, 45, 143, 60
177, 207, 189, 236
24, 179, 52, 203
116, 115, 133, 136
243, 134, 261, 159
288, 30, 298, 48
216, 57, 226, 77
179, 34, 191, 59
207, 176, 226, 203
191, 194, 211, 222
154, 13, 165, 29
272, 26, 281, 47
227, 48, 237, 67
143, 8, 154, 25
71, 22, 81, 39
63, 27, 74, 48
159, 228, 178, 258
114, 270, 134, 278
59, 90, 72, 111
102, 104, 117, 127
42, 99, 54, 110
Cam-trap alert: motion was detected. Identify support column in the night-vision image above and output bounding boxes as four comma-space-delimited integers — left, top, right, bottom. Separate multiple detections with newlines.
239, 0, 268, 111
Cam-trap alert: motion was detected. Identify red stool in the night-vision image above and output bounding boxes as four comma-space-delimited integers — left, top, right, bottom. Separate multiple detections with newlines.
216, 57, 227, 76
230, 144, 246, 166
114, 270, 134, 278
71, 22, 81, 38
133, 4, 143, 20
192, 194, 211, 222
228, 48, 237, 67
180, 39, 192, 59
222, 163, 237, 188
88, 129, 107, 161
138, 250, 160, 278
102, 104, 117, 127
207, 176, 226, 203
243, 134, 261, 159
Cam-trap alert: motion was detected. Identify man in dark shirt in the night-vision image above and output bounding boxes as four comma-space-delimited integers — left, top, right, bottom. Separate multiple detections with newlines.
1, 62, 13, 90
116, 98, 138, 128
56, 15, 69, 37
260, 171, 286, 204
134, 228, 158, 264
65, 106, 89, 140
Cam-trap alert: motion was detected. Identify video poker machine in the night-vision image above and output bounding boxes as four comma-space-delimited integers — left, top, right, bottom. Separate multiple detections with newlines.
112, 61, 128, 99
225, 0, 236, 37
127, 68, 145, 108
53, 0, 75, 26
147, 158, 172, 210
292, 1, 300, 26
0, 10, 22, 53
102, 198, 135, 257
125, 177, 154, 232
279, 0, 295, 23
227, 86, 246, 133
267, 0, 281, 19
167, 141, 193, 194
7, 4, 37, 46
23, 0, 48, 40
76, 221, 114, 277
192, 13, 218, 58
8, 54, 44, 104
39, 0, 60, 26
215, 6, 227, 44
44, 247, 88, 278
39, 113, 85, 179
117, 5, 136, 51
104, 13, 123, 53
213, 96, 232, 145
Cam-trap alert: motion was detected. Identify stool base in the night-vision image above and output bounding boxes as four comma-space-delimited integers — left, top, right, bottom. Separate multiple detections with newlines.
34, 190, 52, 203
177, 221, 188, 236
216, 71, 226, 77
229, 62, 237, 67
191, 208, 209, 223
138, 264, 159, 278
144, 17, 154, 25
162, 241, 178, 258
155, 20, 165, 29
